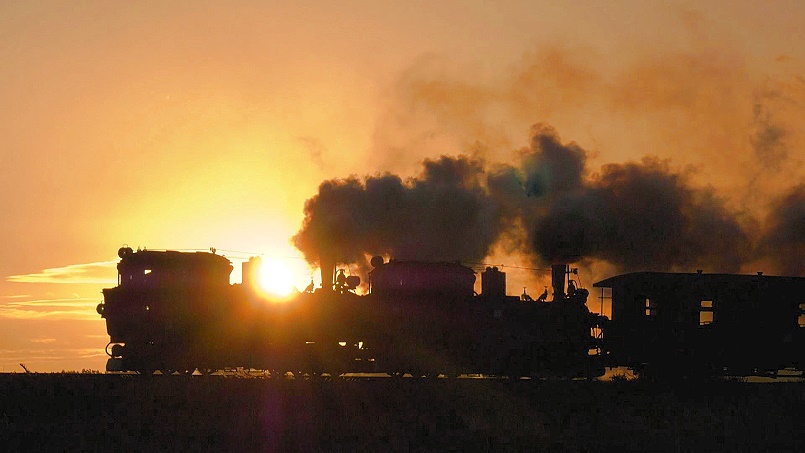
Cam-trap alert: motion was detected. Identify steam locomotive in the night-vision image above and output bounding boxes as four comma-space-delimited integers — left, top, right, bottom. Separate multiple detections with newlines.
97, 247, 606, 377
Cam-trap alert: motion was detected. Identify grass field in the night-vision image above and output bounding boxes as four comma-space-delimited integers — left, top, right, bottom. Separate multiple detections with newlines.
1, 374, 803, 451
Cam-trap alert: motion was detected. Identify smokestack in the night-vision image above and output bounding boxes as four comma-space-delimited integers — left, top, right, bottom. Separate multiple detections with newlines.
551, 264, 567, 301
320, 256, 335, 292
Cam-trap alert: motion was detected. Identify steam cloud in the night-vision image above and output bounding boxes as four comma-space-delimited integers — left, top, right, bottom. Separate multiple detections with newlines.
294, 125, 802, 276
293, 156, 505, 265
757, 184, 805, 275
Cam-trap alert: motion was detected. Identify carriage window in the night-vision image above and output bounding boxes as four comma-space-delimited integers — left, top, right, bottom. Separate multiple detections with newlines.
645, 298, 657, 317
799, 303, 805, 328
700, 300, 714, 326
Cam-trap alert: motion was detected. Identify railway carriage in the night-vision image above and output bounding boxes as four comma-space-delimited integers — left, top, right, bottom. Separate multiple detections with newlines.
593, 271, 805, 377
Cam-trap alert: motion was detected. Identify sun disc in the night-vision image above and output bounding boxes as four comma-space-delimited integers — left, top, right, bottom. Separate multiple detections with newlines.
257, 258, 295, 299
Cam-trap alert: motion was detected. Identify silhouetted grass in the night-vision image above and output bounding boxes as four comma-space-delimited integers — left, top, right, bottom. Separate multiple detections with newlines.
0, 374, 802, 451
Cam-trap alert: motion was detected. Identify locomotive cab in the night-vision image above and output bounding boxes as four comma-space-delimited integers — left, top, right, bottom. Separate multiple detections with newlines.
114, 246, 232, 288
99, 247, 234, 372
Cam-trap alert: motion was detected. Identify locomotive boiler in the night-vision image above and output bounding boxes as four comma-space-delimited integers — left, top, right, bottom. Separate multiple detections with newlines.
97, 247, 607, 377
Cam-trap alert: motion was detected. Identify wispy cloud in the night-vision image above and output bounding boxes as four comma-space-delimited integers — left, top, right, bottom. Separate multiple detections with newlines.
0, 295, 101, 320
0, 306, 99, 321
8, 297, 99, 308
85, 334, 109, 340
6, 260, 117, 284
0, 348, 106, 362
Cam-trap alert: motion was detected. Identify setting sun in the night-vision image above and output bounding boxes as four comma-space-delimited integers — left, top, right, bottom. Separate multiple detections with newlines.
256, 258, 297, 299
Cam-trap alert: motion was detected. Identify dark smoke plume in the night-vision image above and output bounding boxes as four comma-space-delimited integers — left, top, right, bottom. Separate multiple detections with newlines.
295, 124, 798, 276
522, 125, 587, 197
525, 158, 751, 271
750, 91, 789, 170
487, 125, 752, 272
293, 156, 505, 266
757, 184, 805, 275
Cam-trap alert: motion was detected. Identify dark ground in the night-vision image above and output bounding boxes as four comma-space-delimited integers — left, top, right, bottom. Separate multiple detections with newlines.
0, 374, 803, 452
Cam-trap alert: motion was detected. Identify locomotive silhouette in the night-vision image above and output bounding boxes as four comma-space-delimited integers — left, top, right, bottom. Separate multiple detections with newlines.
97, 247, 805, 377
97, 247, 606, 377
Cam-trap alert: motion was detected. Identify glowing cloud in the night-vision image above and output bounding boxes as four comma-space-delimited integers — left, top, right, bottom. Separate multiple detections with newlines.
0, 296, 101, 320
7, 297, 99, 308
0, 307, 100, 321
6, 260, 118, 285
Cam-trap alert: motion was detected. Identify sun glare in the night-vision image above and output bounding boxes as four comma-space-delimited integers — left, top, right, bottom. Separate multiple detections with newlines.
257, 258, 297, 299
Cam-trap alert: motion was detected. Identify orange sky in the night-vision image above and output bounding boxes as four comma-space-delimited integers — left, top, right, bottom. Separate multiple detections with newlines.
1, 1, 803, 372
